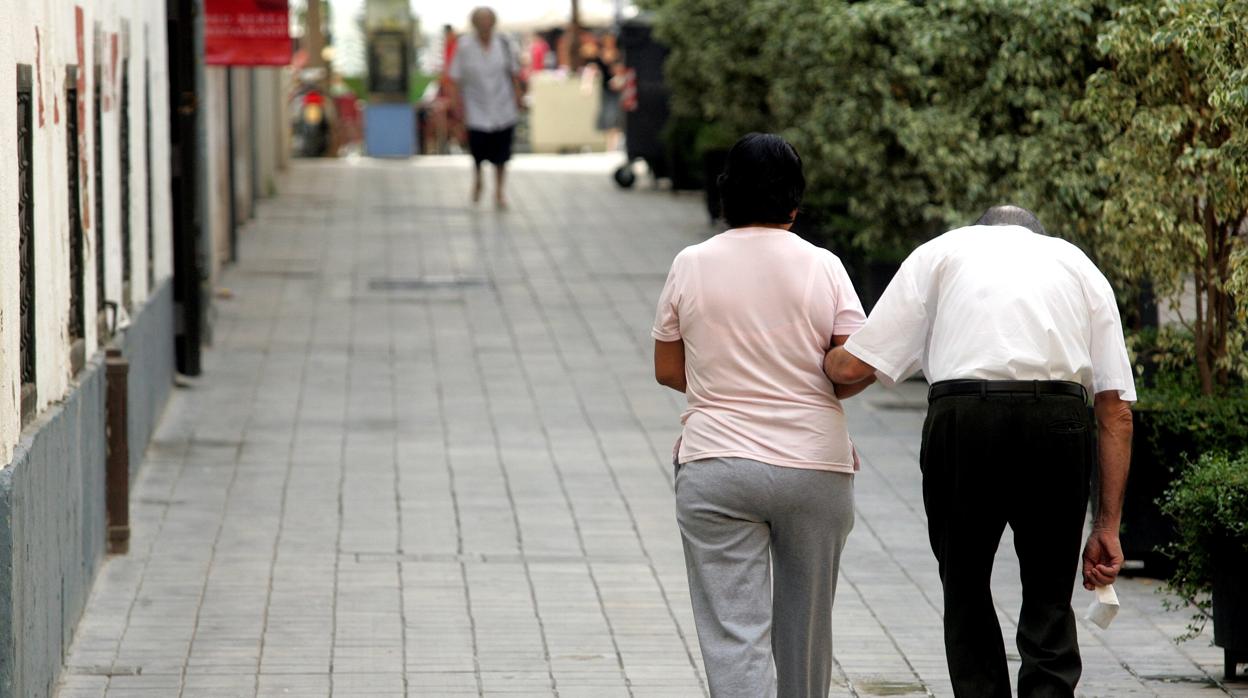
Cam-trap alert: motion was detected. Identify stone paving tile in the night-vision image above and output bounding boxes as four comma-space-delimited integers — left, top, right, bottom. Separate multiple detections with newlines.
55, 155, 1245, 697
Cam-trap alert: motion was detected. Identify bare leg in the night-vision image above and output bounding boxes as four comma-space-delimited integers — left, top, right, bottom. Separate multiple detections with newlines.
495, 163, 507, 209
471, 162, 482, 204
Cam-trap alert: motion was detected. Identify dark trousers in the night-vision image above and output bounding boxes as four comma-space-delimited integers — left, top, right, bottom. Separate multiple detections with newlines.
920, 386, 1093, 697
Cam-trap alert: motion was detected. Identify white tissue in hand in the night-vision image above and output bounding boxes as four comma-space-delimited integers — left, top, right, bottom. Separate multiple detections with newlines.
1084, 584, 1120, 629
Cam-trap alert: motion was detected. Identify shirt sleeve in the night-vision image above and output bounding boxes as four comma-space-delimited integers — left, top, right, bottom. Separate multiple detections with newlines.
823, 254, 867, 336
1085, 267, 1138, 402
652, 251, 686, 342
843, 249, 932, 384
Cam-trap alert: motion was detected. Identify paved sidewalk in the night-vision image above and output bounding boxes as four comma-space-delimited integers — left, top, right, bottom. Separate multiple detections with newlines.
57, 155, 1243, 697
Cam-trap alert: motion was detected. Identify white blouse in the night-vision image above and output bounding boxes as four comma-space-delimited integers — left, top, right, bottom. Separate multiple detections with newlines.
448, 33, 519, 132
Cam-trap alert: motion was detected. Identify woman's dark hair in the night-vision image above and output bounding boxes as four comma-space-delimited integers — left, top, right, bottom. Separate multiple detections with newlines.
717, 133, 805, 229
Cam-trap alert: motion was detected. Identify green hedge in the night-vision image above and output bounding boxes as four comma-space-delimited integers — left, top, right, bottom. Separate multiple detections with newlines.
643, 0, 1248, 390
643, 0, 1116, 255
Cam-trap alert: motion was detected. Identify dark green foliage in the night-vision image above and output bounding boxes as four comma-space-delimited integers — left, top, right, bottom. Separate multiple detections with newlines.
1160, 449, 1248, 640
642, 0, 1117, 257
645, 0, 1248, 387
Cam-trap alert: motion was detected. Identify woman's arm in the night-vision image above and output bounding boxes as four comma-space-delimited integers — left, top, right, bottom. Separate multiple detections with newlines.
834, 375, 876, 400
654, 339, 687, 393
828, 334, 875, 399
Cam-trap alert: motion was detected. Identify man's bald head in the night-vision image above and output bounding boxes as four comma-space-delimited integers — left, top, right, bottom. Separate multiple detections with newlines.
975, 204, 1047, 236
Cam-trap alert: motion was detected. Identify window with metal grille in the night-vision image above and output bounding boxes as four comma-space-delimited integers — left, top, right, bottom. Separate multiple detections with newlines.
67, 66, 86, 374
94, 59, 107, 339
17, 64, 37, 423
120, 56, 132, 309
144, 49, 154, 289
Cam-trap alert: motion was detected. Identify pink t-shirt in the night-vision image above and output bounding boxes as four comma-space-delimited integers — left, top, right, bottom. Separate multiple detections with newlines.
652, 228, 867, 473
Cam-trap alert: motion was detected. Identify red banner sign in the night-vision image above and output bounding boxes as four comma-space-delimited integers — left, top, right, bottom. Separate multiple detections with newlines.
205, 0, 291, 66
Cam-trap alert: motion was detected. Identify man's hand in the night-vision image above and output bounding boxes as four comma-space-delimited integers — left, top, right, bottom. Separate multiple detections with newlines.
1082, 527, 1124, 590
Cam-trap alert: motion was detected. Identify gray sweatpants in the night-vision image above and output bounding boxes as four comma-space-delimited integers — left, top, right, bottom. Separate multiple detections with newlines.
675, 457, 855, 698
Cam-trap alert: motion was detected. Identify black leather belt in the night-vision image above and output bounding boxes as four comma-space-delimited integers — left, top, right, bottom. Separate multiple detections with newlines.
928, 379, 1087, 402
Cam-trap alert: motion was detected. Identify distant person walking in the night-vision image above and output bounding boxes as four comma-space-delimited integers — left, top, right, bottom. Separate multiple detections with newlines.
582, 35, 624, 151
447, 7, 523, 208
653, 133, 871, 697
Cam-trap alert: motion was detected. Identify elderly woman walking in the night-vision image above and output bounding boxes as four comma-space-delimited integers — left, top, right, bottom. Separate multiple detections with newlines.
652, 133, 871, 698
446, 7, 523, 208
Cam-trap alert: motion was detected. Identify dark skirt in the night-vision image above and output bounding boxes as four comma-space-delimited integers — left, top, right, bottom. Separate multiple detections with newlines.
597, 91, 623, 131
467, 126, 515, 165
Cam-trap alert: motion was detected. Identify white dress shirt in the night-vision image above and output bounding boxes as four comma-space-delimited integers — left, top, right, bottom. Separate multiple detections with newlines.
844, 224, 1137, 401
448, 33, 519, 132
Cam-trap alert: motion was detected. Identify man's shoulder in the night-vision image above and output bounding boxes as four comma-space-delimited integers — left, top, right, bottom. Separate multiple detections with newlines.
1041, 235, 1112, 283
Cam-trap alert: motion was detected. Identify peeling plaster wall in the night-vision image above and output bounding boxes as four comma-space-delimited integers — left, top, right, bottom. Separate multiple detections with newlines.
0, 0, 172, 462
0, 3, 173, 696
0, 0, 19, 468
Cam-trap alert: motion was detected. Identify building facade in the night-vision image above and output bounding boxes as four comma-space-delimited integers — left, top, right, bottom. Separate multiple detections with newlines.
0, 2, 288, 695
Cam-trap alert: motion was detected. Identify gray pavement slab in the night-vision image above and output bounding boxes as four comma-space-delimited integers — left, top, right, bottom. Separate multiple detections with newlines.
56, 154, 1243, 697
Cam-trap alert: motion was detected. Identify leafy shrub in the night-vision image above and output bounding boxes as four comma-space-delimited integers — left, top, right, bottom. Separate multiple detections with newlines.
768, 0, 1114, 255
1080, 1, 1248, 393
1130, 327, 1248, 470
644, 0, 1247, 387
644, 0, 1116, 257
1160, 449, 1248, 639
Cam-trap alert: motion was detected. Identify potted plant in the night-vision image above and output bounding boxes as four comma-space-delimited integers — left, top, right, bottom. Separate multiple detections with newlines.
1159, 449, 1248, 680
1077, 2, 1248, 575
1119, 342, 1248, 575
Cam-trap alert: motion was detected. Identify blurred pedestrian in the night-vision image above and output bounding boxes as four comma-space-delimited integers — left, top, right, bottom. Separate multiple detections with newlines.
653, 133, 871, 698
824, 205, 1135, 697
582, 35, 624, 151
447, 7, 523, 208
430, 24, 465, 153
526, 32, 551, 80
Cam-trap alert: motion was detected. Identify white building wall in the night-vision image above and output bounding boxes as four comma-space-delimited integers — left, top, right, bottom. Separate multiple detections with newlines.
0, 0, 18, 467
0, 0, 172, 465
204, 67, 232, 278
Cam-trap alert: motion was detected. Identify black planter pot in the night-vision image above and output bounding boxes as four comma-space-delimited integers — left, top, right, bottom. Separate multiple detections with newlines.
1212, 540, 1248, 680
1119, 409, 1192, 578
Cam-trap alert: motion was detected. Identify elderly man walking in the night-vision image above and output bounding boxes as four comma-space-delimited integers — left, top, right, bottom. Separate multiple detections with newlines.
824, 205, 1135, 697
447, 7, 523, 208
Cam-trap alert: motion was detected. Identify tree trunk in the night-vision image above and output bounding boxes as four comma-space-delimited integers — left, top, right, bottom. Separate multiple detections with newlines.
1195, 258, 1213, 396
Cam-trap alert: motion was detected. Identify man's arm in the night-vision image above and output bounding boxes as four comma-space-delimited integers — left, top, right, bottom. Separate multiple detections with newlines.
824, 345, 876, 386
511, 74, 525, 111
828, 335, 876, 399
1082, 391, 1133, 590
654, 339, 687, 393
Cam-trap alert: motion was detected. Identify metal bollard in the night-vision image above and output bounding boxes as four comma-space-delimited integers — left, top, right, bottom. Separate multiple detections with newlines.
105, 347, 130, 554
